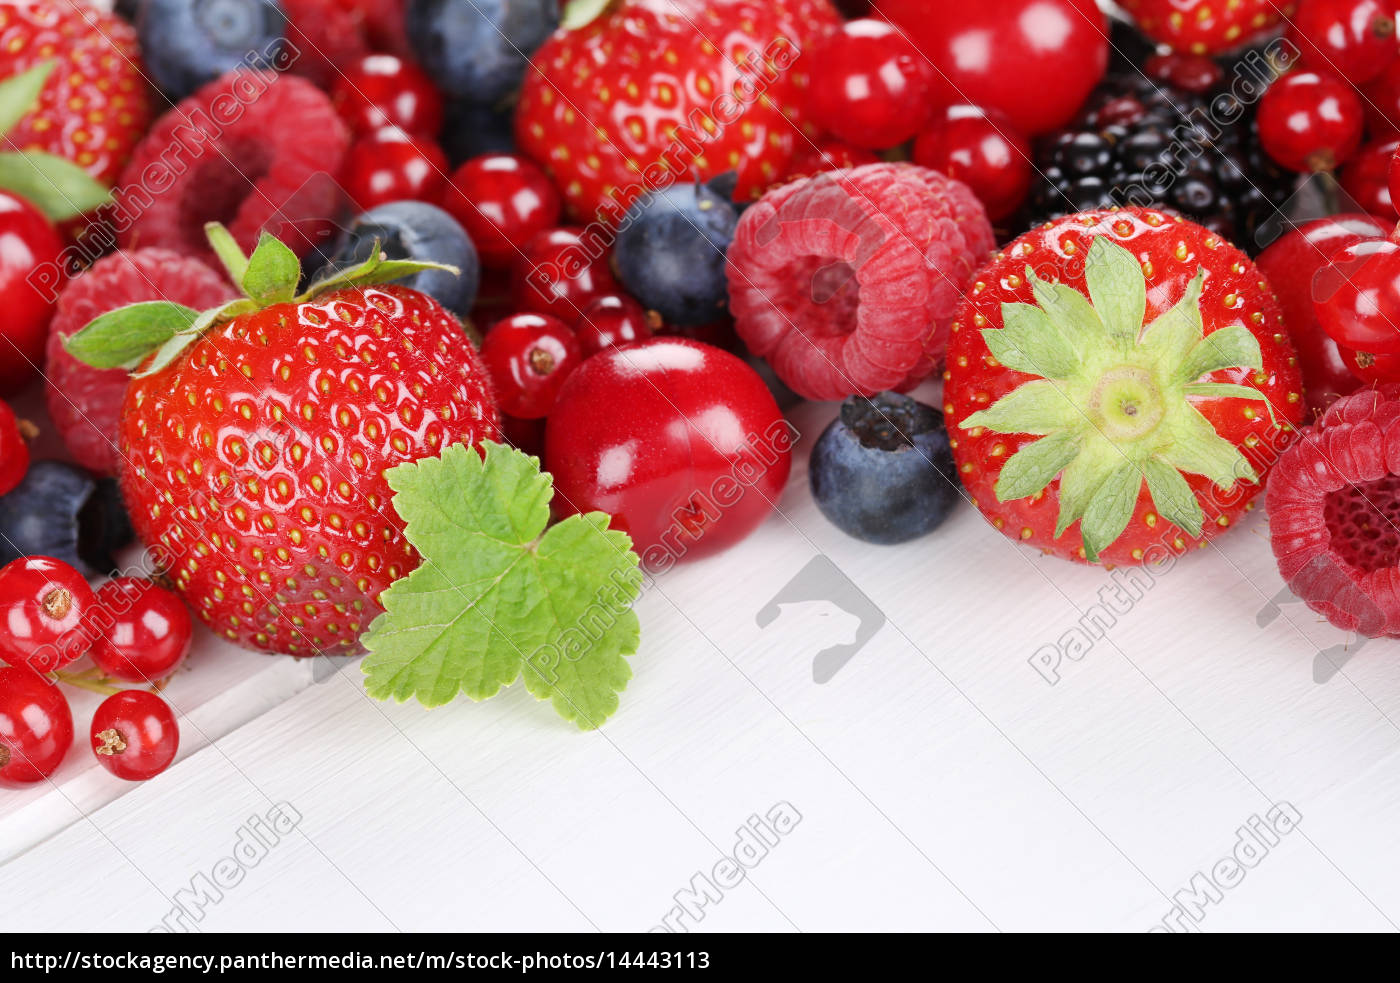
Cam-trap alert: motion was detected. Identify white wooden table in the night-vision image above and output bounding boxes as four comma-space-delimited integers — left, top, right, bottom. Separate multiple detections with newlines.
3, 386, 1399, 934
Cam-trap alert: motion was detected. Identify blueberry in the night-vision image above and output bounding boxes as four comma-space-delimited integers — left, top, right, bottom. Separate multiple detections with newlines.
139, 0, 288, 101
115, 0, 146, 23
407, 0, 559, 105
809, 393, 961, 545
441, 100, 517, 166
0, 461, 134, 576
614, 183, 738, 326
323, 201, 480, 316
703, 171, 752, 216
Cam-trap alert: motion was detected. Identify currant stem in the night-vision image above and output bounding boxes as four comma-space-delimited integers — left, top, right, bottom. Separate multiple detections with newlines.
51, 670, 122, 697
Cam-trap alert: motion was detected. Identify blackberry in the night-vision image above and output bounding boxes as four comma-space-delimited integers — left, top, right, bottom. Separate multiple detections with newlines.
1026, 64, 1291, 252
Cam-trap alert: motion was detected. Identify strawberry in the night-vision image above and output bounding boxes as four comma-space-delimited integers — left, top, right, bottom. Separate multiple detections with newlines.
516, 0, 841, 223
945, 209, 1305, 566
65, 228, 499, 657
1118, 0, 1295, 55
0, 1, 153, 187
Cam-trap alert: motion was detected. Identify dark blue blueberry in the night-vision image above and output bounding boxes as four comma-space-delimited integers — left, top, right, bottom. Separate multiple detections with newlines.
703, 171, 752, 216
0, 462, 133, 576
139, 0, 287, 101
809, 393, 961, 545
614, 183, 738, 326
115, 0, 146, 24
441, 100, 517, 167
323, 201, 480, 316
407, 0, 559, 105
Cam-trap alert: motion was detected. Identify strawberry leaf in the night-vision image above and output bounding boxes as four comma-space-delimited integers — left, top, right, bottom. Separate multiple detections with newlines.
0, 150, 111, 221
985, 303, 1078, 378
1176, 323, 1264, 384
241, 232, 300, 306
1142, 457, 1205, 537
994, 430, 1081, 502
0, 61, 54, 140
63, 301, 200, 370
361, 442, 643, 730
1079, 461, 1143, 562
562, 0, 613, 29
961, 379, 1083, 436
1084, 237, 1146, 342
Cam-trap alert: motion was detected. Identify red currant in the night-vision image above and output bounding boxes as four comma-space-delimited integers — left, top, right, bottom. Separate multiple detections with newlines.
0, 397, 32, 497
88, 578, 194, 684
510, 227, 620, 324
1340, 344, 1400, 382
1257, 72, 1364, 172
0, 191, 65, 397
1288, 0, 1397, 85
912, 105, 1031, 222
1388, 140, 1400, 213
480, 313, 582, 419
1362, 59, 1400, 134
804, 19, 934, 151
443, 154, 562, 270
0, 666, 72, 788
784, 140, 881, 181
0, 557, 95, 673
1341, 138, 1399, 217
575, 294, 655, 355
331, 54, 444, 139
91, 690, 179, 782
341, 126, 448, 211
1313, 236, 1400, 353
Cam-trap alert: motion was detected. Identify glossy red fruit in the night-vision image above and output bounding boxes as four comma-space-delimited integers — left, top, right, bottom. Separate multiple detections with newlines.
804, 18, 933, 150
546, 337, 793, 568
1256, 72, 1364, 172
1256, 213, 1388, 417
480, 313, 582, 419
511, 227, 619, 324
1341, 139, 1399, 217
0, 398, 31, 497
444, 154, 562, 270
1339, 344, 1400, 381
876, 0, 1108, 136
0, 667, 72, 788
342, 126, 448, 211
1313, 236, 1400, 353
912, 105, 1032, 222
90, 690, 179, 781
498, 413, 546, 459
0, 556, 95, 673
1144, 52, 1225, 93
1119, 0, 1292, 54
1389, 140, 1400, 212
331, 54, 444, 139
1362, 59, 1400, 134
575, 294, 655, 355
1287, 0, 1397, 85
784, 140, 882, 181
0, 191, 66, 396
88, 578, 194, 684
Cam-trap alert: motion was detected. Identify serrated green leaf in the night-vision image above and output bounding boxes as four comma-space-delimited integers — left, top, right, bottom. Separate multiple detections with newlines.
1176, 323, 1264, 384
299, 245, 458, 300
1052, 434, 1121, 538
0, 150, 111, 220
961, 380, 1083, 436
0, 62, 54, 139
134, 331, 203, 378
1142, 457, 1204, 537
1084, 237, 1146, 342
985, 302, 1078, 378
63, 301, 200, 370
242, 232, 300, 305
1140, 270, 1205, 369
1159, 403, 1258, 489
205, 222, 249, 284
1080, 461, 1144, 562
361, 442, 643, 730
1028, 267, 1114, 351
994, 430, 1081, 502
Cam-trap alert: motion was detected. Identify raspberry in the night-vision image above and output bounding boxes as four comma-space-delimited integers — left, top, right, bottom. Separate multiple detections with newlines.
44, 249, 236, 475
116, 72, 350, 264
725, 162, 993, 401
282, 0, 371, 90
1268, 385, 1400, 636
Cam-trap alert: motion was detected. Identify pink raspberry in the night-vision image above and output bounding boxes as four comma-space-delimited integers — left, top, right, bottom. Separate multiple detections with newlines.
1268, 384, 1400, 636
45, 249, 237, 475
725, 162, 994, 401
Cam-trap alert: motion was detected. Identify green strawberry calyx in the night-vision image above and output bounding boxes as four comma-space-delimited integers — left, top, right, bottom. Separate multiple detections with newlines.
64, 222, 458, 379
561, 0, 614, 30
959, 236, 1275, 562
0, 61, 112, 221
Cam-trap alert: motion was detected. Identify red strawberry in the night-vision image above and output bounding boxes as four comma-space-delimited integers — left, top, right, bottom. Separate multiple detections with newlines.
0, 1, 153, 186
516, 0, 841, 222
1118, 0, 1295, 55
66, 231, 499, 657
945, 208, 1305, 566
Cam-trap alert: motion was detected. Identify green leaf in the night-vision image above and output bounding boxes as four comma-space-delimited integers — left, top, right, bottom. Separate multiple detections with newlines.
0, 150, 111, 221
1052, 434, 1121, 538
994, 430, 1081, 502
1159, 404, 1259, 489
299, 246, 458, 300
1028, 267, 1114, 351
133, 332, 203, 379
205, 222, 249, 284
1182, 382, 1275, 425
1142, 457, 1204, 538
0, 62, 54, 139
361, 442, 643, 730
1140, 270, 1205, 369
1176, 323, 1264, 384
562, 0, 612, 29
984, 302, 1078, 378
961, 380, 1083, 436
63, 302, 200, 370
241, 232, 300, 305
1080, 462, 1144, 562
1084, 237, 1146, 342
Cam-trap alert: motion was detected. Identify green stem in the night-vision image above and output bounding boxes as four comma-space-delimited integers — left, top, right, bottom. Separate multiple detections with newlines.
51, 670, 123, 697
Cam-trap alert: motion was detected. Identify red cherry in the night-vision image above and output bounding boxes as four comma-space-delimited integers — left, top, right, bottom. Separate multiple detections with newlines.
341, 126, 448, 211
1313, 236, 1400, 354
1339, 344, 1400, 382
510, 227, 619, 323
90, 690, 179, 782
1257, 72, 1364, 172
876, 0, 1109, 137
1287, 0, 1397, 85
0, 556, 95, 674
0, 192, 65, 397
0, 667, 72, 788
480, 313, 582, 418
545, 338, 792, 567
444, 154, 562, 269
1362, 59, 1400, 134
912, 105, 1031, 222
804, 19, 934, 150
784, 140, 881, 181
0, 398, 31, 496
88, 578, 194, 684
574, 294, 655, 355
331, 54, 444, 139
1257, 213, 1388, 417
1144, 53, 1225, 93
1341, 138, 1399, 218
